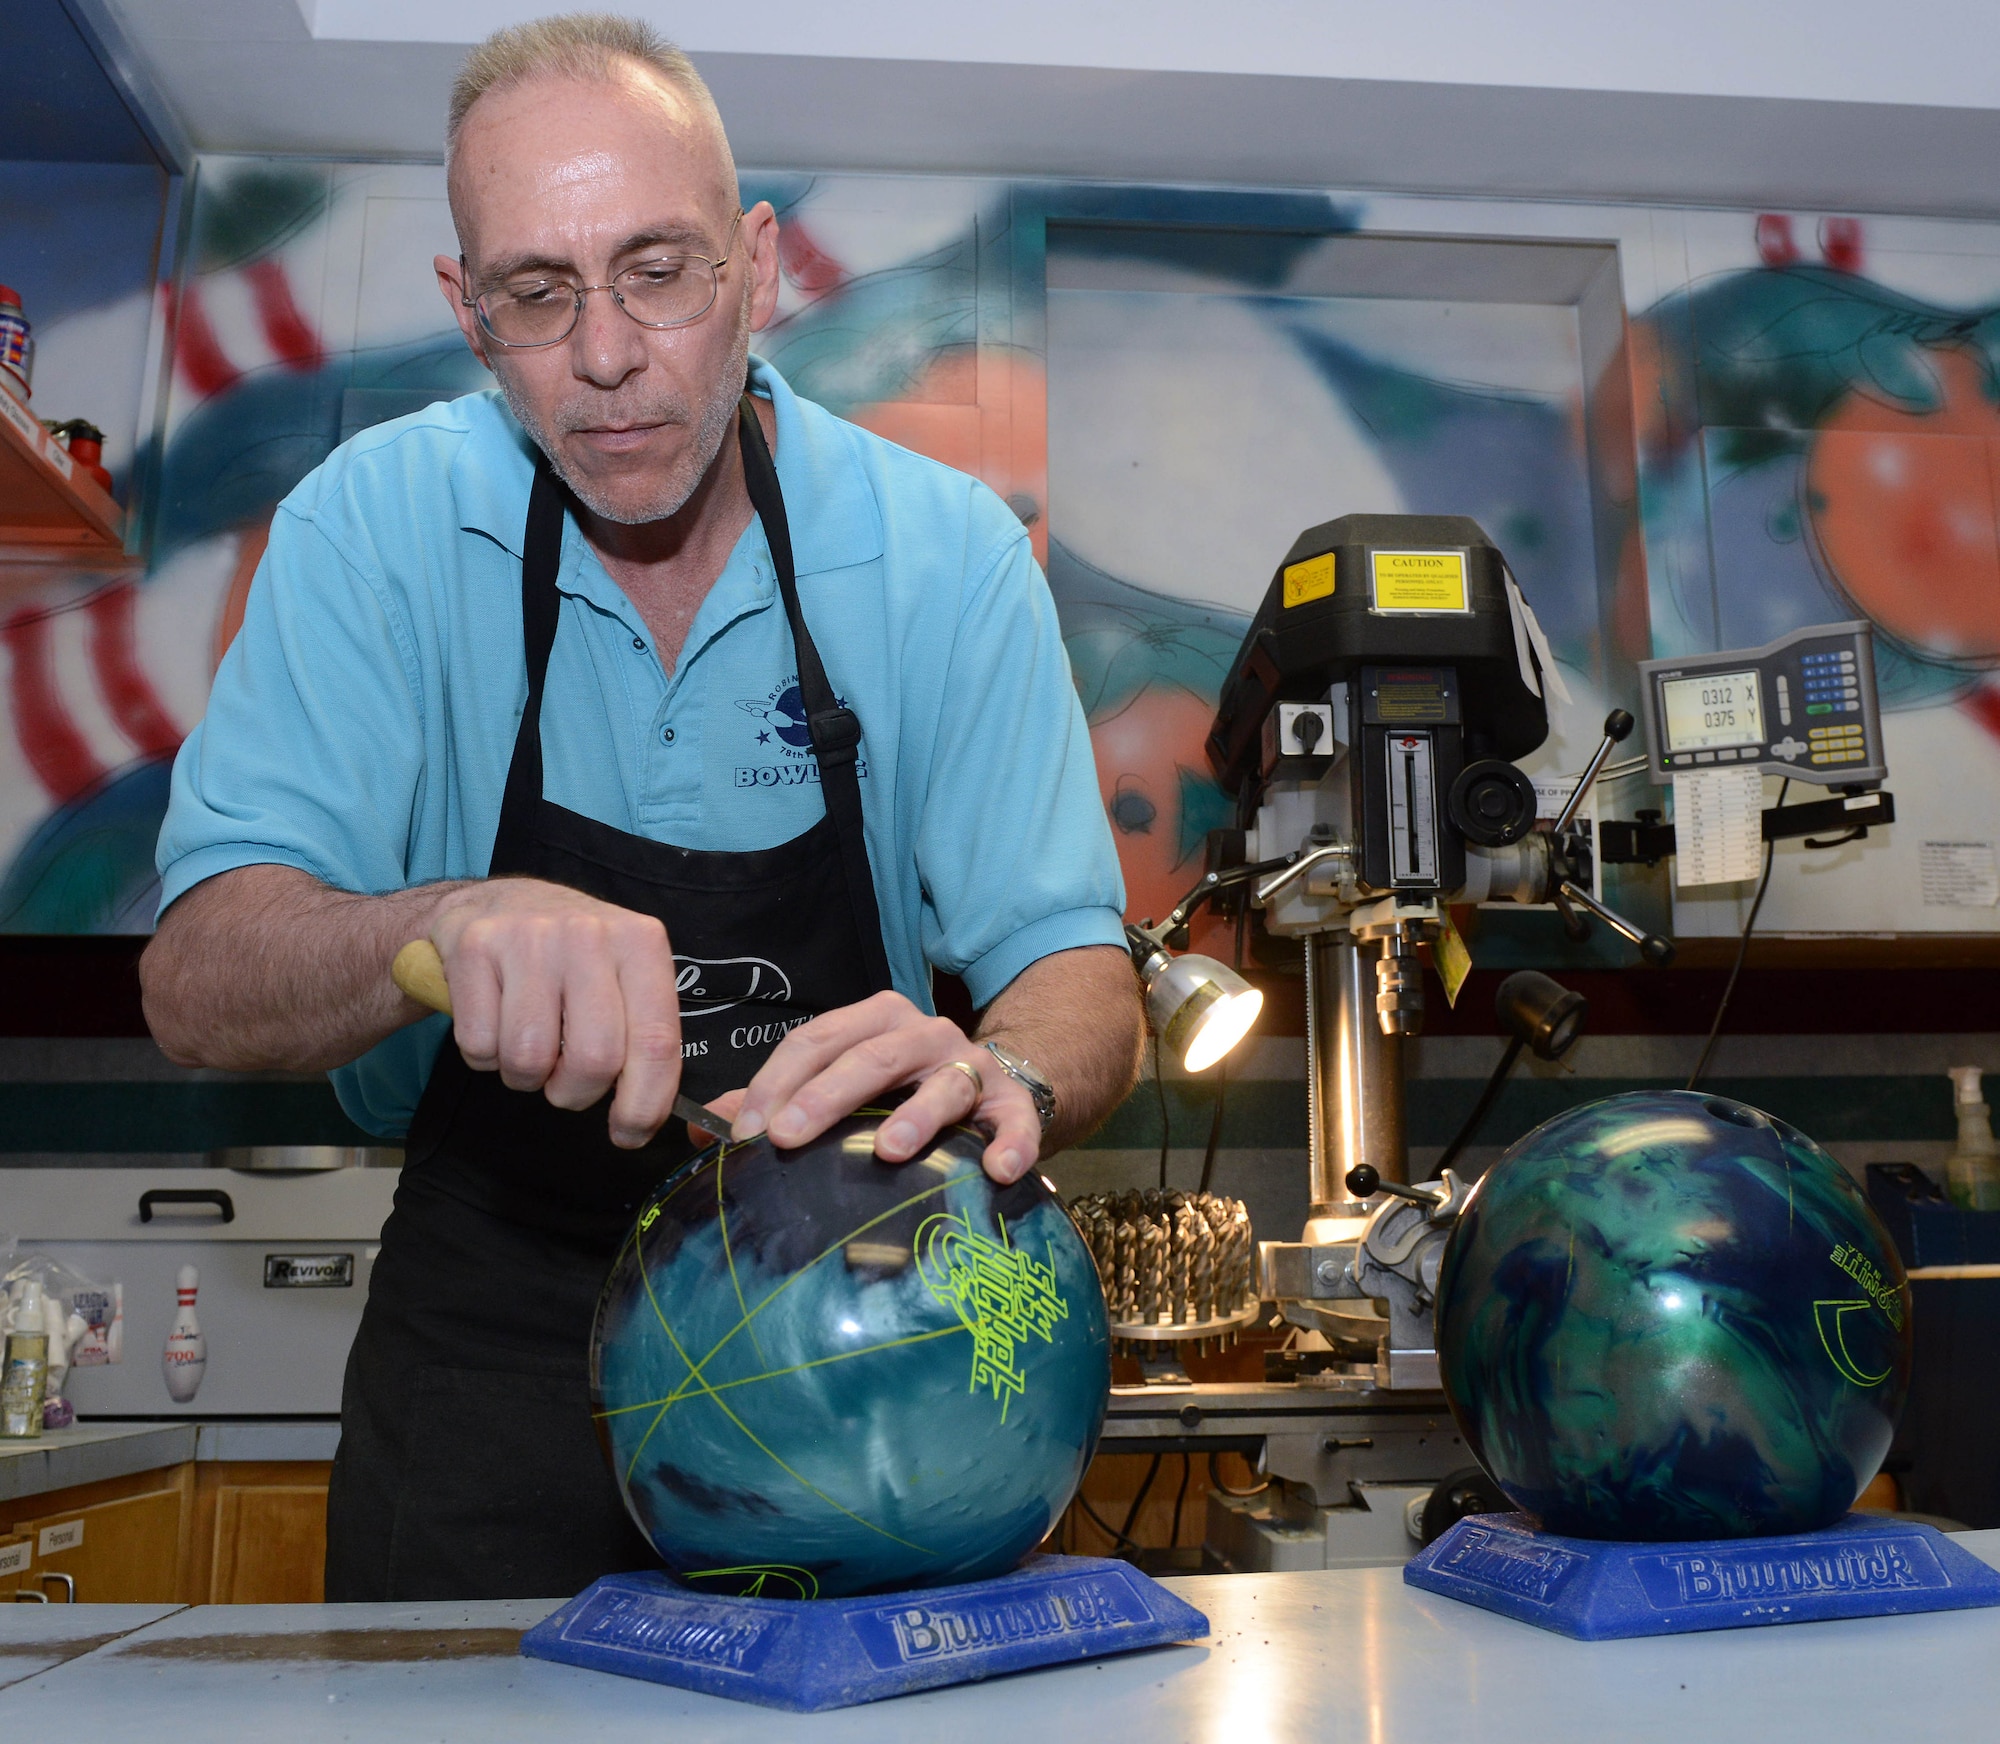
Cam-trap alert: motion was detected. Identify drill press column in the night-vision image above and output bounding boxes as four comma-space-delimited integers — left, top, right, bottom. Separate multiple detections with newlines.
1310, 934, 1407, 1211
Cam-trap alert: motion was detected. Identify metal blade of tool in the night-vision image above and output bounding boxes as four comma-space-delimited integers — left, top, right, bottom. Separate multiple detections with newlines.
388, 939, 726, 1136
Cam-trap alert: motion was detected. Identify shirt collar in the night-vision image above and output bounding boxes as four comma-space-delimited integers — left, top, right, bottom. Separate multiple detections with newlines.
448, 354, 885, 577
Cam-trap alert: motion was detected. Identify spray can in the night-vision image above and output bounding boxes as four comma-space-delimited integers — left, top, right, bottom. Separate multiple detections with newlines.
0, 286, 32, 403
1945, 1067, 2000, 1211
2, 1280, 50, 1438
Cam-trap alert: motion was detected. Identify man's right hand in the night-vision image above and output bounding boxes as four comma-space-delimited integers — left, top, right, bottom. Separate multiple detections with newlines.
424, 879, 683, 1149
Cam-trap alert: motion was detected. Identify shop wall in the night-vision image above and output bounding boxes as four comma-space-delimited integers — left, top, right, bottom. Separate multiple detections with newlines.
2, 155, 1995, 1168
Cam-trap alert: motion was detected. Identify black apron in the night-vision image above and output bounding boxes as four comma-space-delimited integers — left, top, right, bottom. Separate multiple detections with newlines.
325, 398, 894, 1601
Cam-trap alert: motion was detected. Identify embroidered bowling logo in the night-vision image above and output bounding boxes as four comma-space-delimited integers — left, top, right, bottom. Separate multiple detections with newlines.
737, 679, 814, 751
734, 677, 866, 786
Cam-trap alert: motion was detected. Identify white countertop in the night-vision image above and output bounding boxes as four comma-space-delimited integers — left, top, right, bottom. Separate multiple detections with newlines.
3, 1534, 1999, 1742
0, 1606, 182, 1692
0, 1419, 339, 1503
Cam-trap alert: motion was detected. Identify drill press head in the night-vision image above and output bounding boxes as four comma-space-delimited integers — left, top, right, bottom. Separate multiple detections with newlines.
1209, 512, 1550, 866
1205, 514, 1561, 1034
1210, 513, 1550, 781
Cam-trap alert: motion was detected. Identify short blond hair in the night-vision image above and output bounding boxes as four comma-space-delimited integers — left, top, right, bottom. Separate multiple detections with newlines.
446, 13, 724, 159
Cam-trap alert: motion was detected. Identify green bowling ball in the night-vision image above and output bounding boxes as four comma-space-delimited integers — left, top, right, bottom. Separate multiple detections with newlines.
591, 1107, 1110, 1598
1435, 1090, 1911, 1541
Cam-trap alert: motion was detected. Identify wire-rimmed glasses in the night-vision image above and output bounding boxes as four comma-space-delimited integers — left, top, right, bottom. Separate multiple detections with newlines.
463, 211, 742, 348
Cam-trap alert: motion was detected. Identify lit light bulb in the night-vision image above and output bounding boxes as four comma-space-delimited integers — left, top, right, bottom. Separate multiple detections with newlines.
1128, 927, 1266, 1074
1184, 986, 1264, 1073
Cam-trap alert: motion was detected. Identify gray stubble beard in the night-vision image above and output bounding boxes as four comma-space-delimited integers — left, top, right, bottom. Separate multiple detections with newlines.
495, 290, 753, 527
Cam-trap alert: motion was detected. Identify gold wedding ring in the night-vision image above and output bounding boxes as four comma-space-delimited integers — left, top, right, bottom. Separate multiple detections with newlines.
935, 1058, 985, 1106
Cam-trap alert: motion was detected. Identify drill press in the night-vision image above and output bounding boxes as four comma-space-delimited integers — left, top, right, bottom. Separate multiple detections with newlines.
1101, 513, 1668, 1570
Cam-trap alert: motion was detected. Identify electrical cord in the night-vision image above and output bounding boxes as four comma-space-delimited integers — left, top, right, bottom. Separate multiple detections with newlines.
1118, 1453, 1165, 1551
1168, 1453, 1192, 1551
1435, 1035, 1526, 1175
1198, 1053, 1229, 1194
1210, 1450, 1270, 1498
1199, 899, 1249, 1196
1686, 777, 1789, 1092
1072, 1492, 1143, 1558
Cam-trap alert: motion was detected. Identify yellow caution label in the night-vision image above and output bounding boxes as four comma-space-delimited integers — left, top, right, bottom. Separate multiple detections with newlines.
1371, 549, 1469, 612
1281, 552, 1337, 608
1434, 910, 1473, 1009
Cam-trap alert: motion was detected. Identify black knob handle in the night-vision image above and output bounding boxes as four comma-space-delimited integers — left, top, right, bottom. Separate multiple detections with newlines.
1605, 709, 1634, 743
138, 1188, 235, 1225
1345, 1165, 1381, 1199
1640, 934, 1677, 968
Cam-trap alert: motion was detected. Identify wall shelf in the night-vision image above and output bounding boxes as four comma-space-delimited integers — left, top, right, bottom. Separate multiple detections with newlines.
0, 386, 131, 567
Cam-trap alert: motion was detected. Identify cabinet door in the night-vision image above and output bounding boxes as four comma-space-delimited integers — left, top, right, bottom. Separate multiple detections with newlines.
9, 1485, 185, 1603
206, 1482, 328, 1603
0, 1532, 28, 1597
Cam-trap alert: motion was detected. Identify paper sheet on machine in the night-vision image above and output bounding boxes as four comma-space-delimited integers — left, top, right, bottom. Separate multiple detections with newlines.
1672, 768, 1764, 887
1920, 841, 2000, 908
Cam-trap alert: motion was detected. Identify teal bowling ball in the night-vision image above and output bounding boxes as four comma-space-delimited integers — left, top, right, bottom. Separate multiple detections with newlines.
1435, 1090, 1910, 1541
590, 1107, 1111, 1598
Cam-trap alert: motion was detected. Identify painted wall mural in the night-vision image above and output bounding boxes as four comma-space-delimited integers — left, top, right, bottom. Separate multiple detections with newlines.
4, 158, 1999, 941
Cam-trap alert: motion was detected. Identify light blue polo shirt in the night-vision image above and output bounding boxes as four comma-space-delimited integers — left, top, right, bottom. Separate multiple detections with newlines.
157, 356, 1125, 1137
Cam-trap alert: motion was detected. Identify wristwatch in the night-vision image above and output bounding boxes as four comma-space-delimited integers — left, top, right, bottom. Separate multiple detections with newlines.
982, 1041, 1057, 1132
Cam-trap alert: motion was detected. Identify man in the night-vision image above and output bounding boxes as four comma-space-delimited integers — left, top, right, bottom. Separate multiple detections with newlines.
141, 14, 1141, 1601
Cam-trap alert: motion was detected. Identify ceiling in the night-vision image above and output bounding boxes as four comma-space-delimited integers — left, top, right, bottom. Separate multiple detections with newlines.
65, 0, 2000, 218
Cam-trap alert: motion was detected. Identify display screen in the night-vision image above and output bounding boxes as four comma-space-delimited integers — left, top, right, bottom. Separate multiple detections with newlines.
1659, 669, 1764, 753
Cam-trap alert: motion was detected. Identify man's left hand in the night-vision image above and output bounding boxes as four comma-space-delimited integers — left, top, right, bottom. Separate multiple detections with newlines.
695, 991, 1042, 1183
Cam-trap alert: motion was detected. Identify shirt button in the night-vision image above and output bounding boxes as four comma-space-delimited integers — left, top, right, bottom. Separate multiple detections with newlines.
660, 724, 676, 745
632, 636, 647, 652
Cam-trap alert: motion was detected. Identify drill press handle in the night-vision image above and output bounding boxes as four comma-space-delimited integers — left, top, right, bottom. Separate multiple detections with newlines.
1552, 709, 1633, 835
1345, 1164, 1444, 1207
1546, 709, 1677, 967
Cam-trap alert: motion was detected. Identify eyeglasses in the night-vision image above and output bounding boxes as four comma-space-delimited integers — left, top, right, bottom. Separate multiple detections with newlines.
463, 211, 742, 348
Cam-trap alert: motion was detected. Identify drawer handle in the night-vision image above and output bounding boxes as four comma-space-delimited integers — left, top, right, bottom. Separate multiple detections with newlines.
138, 1188, 236, 1225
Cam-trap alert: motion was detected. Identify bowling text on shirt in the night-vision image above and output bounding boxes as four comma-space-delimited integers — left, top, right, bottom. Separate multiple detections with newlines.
914, 1213, 1070, 1423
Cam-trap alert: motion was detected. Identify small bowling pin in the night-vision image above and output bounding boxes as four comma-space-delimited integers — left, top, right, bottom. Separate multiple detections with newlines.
162, 1265, 206, 1403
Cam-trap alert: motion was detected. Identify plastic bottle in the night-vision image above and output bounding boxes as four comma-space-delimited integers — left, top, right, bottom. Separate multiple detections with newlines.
40, 1294, 83, 1430
1944, 1067, 2000, 1212
0, 284, 32, 402
106, 1281, 124, 1364
57, 420, 114, 495
2, 1280, 50, 1438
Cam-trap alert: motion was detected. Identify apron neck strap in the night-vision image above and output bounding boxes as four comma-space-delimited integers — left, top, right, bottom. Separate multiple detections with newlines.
500, 462, 570, 822
736, 393, 892, 992
493, 396, 895, 996
736, 395, 857, 768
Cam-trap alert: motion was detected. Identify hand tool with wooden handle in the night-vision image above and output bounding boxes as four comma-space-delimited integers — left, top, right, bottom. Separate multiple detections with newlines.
391, 938, 727, 1137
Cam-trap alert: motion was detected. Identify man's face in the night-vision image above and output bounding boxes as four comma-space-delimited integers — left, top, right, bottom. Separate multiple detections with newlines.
437, 70, 780, 525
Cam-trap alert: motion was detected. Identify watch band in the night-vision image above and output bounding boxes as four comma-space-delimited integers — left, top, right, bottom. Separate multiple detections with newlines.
981, 1040, 1057, 1132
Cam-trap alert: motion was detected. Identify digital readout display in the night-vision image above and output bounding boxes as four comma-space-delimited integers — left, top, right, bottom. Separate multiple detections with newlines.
1659, 669, 1764, 753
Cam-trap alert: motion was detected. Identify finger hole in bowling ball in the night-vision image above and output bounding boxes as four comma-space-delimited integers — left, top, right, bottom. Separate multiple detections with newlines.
1703, 1098, 1766, 1128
